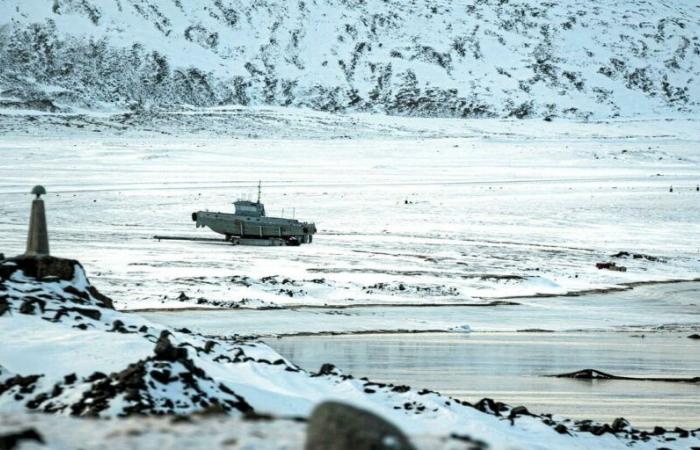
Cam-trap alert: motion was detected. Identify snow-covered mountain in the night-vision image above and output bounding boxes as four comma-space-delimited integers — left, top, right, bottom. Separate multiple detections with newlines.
1, 0, 699, 119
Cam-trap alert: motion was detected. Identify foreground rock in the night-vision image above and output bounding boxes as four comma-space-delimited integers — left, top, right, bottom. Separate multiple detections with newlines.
306, 402, 415, 450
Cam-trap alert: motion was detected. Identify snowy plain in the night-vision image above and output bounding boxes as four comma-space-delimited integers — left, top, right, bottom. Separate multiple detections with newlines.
1, 110, 700, 448
1, 111, 699, 315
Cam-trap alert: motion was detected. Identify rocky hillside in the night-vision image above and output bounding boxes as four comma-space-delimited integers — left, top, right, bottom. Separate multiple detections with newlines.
0, 0, 699, 119
2, 255, 699, 449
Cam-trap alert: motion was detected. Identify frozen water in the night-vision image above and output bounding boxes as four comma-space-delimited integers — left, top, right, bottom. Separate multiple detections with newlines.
0, 116, 698, 312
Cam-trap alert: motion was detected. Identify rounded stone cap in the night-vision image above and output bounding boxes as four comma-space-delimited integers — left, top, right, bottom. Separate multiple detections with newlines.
31, 185, 47, 198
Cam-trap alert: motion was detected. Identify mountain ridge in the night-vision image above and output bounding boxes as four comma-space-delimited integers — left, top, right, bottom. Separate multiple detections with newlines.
1, 0, 699, 119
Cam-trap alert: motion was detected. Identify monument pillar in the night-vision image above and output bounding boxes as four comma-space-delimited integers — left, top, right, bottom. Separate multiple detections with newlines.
25, 185, 49, 256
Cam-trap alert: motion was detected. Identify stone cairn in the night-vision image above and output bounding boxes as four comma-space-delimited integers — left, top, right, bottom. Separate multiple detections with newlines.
26, 185, 50, 256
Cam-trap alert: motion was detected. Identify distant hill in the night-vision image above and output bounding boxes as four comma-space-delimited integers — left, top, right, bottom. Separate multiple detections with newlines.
1, 0, 699, 119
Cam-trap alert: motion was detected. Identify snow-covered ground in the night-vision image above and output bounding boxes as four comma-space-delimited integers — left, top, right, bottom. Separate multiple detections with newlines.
1, 113, 698, 312
141, 281, 700, 337
2, 111, 700, 448
1, 256, 698, 449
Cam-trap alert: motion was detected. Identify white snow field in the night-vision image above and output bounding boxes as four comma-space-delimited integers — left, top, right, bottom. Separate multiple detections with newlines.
1, 111, 700, 449
141, 281, 700, 336
1, 113, 699, 312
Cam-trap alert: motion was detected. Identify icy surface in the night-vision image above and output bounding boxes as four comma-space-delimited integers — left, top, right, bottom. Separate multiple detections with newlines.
1, 116, 698, 311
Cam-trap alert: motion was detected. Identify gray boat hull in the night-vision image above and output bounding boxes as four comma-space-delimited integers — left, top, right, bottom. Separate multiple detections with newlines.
192, 211, 316, 244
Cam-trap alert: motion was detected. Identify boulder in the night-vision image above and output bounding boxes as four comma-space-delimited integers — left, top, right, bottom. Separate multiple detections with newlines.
1, 256, 77, 281
154, 331, 188, 362
305, 401, 416, 450
0, 428, 44, 450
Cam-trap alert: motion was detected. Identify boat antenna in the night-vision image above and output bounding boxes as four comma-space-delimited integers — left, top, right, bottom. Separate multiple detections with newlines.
257, 180, 261, 204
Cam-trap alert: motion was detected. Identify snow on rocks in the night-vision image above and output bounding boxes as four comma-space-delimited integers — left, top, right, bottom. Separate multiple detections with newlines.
1, 256, 700, 449
1, 0, 699, 119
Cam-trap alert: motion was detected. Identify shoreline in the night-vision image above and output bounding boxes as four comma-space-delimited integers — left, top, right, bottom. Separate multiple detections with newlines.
125, 277, 700, 314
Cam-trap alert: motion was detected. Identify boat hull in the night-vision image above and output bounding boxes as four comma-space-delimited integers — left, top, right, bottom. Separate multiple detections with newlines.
192, 211, 316, 244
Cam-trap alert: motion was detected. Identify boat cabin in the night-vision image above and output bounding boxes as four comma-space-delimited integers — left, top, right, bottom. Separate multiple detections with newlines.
233, 200, 266, 217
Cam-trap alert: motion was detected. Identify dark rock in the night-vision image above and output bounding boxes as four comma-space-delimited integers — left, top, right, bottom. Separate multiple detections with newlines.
3, 256, 78, 281
313, 363, 337, 376
509, 405, 530, 418
673, 427, 689, 438
150, 369, 172, 384
595, 261, 627, 272
554, 368, 699, 383
19, 298, 45, 315
688, 334, 700, 340
63, 285, 89, 301
64, 373, 77, 385
0, 263, 17, 282
85, 372, 107, 382
0, 297, 8, 316
554, 424, 569, 434
0, 374, 41, 396
391, 385, 410, 393
87, 286, 114, 309
611, 251, 662, 262
154, 331, 187, 362
67, 307, 101, 320
554, 369, 615, 379
204, 340, 216, 353
0, 428, 44, 450
110, 320, 129, 333
474, 398, 509, 416
177, 291, 189, 301
305, 401, 416, 450
611, 417, 630, 432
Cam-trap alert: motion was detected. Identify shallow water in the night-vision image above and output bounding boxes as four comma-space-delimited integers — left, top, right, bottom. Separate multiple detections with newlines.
266, 332, 700, 429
